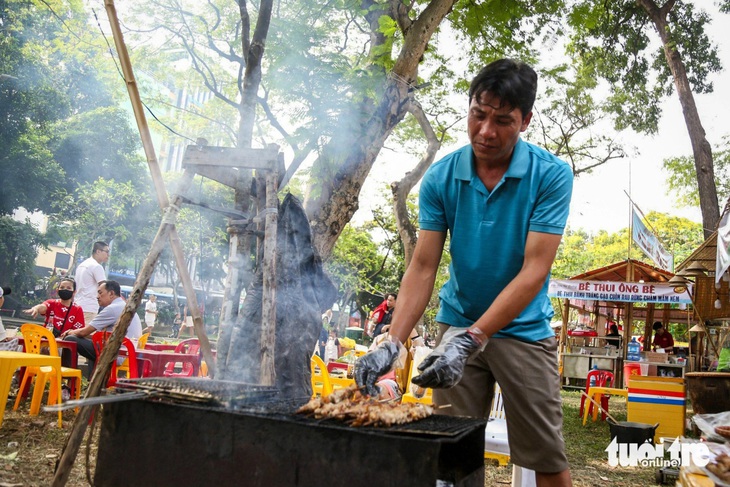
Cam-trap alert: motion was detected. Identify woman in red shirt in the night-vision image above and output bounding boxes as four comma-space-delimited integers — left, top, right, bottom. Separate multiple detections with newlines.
24, 277, 85, 337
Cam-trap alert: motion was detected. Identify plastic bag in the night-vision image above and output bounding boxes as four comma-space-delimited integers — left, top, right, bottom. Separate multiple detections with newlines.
0, 338, 20, 352
718, 347, 730, 372
409, 345, 432, 395
693, 411, 730, 442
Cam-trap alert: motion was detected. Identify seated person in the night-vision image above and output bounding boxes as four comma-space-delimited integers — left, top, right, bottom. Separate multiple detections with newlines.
24, 277, 85, 337
24, 277, 85, 366
604, 323, 621, 348
651, 321, 674, 353
61, 280, 142, 377
368, 293, 396, 337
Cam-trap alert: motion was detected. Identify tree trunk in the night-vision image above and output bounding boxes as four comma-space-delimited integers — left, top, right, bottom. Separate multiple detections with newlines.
638, 0, 720, 237
392, 99, 443, 266
306, 0, 457, 259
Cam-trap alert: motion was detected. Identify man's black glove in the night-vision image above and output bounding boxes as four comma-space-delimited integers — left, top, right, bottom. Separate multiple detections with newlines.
411, 329, 485, 389
354, 336, 403, 396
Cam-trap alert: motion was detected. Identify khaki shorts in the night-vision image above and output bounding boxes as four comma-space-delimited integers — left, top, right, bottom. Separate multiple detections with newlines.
432, 324, 569, 473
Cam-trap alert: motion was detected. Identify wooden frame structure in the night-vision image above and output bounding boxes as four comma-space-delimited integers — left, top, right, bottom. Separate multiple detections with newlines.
53, 2, 281, 484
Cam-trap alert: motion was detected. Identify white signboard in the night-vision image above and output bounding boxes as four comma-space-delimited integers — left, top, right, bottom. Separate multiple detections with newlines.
717, 210, 730, 283
632, 209, 673, 271
548, 279, 692, 304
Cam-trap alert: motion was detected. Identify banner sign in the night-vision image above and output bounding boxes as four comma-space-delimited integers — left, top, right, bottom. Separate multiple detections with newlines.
632, 208, 673, 271
717, 210, 730, 283
548, 279, 693, 304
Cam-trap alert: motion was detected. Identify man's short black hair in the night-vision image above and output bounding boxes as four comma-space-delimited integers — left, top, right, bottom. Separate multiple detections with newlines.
468, 59, 538, 117
93, 241, 109, 254
100, 279, 121, 296
653, 321, 663, 331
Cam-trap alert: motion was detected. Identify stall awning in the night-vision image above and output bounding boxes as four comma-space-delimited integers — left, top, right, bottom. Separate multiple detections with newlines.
548, 279, 692, 304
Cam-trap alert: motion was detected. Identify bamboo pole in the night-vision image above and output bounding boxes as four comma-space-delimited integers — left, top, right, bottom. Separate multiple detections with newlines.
52, 198, 184, 486
103, 0, 214, 371
558, 298, 569, 383
53, 3, 217, 483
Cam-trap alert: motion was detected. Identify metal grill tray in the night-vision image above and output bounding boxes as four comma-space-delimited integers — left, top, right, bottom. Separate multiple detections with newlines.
114, 378, 486, 438
233, 398, 487, 438
114, 377, 279, 405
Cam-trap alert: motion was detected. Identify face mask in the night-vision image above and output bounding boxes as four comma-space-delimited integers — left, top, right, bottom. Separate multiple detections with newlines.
58, 289, 74, 300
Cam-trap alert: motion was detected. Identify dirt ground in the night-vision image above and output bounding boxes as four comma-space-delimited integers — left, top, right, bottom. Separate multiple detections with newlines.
0, 407, 95, 487
0, 390, 680, 486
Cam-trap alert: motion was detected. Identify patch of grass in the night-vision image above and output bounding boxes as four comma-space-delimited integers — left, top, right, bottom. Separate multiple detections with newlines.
485, 390, 661, 486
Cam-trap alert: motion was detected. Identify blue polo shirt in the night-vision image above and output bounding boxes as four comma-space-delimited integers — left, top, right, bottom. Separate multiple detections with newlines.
419, 139, 573, 342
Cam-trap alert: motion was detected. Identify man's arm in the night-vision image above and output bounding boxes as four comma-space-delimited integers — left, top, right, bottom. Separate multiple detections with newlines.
470, 230, 563, 338
61, 303, 117, 338
388, 230, 446, 343
92, 264, 106, 287
62, 324, 95, 339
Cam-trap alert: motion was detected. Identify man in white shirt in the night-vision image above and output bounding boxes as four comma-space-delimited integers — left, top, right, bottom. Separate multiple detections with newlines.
62, 280, 142, 377
143, 294, 158, 334
73, 241, 110, 323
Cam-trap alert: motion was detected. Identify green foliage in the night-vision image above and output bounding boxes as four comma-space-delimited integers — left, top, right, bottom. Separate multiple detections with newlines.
53, 177, 146, 257
0, 216, 48, 302
567, 0, 721, 134
326, 224, 384, 306
0, 0, 145, 215
663, 137, 730, 207
553, 212, 704, 278
51, 107, 147, 192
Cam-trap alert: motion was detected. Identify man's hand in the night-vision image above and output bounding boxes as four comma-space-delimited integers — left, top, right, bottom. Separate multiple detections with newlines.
354, 336, 402, 396
411, 329, 485, 389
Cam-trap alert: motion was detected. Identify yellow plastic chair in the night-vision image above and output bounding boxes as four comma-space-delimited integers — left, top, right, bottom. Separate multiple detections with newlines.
310, 354, 333, 398
117, 332, 149, 378
401, 357, 433, 405
13, 324, 82, 416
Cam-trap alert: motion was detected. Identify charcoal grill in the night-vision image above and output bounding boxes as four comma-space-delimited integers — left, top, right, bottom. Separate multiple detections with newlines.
95, 378, 486, 486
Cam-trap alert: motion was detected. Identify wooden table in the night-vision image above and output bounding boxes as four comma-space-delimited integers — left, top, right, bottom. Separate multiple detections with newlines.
0, 351, 62, 428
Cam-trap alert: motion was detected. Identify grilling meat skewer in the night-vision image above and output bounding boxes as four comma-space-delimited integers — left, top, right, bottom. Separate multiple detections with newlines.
297, 385, 434, 427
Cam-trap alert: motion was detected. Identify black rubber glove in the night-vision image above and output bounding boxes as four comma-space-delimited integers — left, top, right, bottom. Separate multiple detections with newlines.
354, 337, 401, 396
411, 329, 483, 389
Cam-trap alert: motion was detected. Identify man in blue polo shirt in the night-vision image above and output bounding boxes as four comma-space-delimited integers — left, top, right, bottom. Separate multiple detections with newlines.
355, 59, 573, 486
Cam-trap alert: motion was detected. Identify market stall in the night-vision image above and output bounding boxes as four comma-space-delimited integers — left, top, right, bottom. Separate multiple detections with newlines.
549, 259, 693, 388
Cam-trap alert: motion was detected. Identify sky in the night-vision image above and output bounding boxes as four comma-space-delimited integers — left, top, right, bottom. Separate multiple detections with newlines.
359, 5, 730, 236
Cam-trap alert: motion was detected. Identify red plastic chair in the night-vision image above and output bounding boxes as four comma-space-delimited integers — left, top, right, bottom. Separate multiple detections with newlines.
578, 369, 615, 421
163, 338, 201, 377
91, 332, 149, 387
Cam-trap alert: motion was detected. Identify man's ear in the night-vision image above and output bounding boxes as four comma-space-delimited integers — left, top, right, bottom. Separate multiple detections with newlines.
521, 111, 533, 132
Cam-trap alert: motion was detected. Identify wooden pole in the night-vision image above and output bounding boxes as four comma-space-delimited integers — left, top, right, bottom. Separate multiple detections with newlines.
104, 0, 167, 209
103, 0, 214, 371
558, 298, 570, 383
259, 169, 278, 385
53, 3, 217, 481
52, 199, 184, 486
